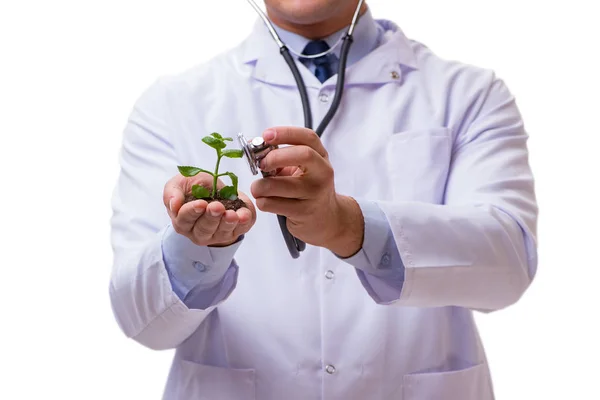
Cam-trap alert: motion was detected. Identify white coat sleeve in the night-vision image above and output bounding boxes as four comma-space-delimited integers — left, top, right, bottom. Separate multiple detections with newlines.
109, 77, 239, 350
361, 76, 538, 312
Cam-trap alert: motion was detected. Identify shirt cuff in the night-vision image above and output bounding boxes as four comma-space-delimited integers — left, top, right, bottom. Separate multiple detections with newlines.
337, 200, 405, 303
161, 224, 243, 301
337, 200, 394, 272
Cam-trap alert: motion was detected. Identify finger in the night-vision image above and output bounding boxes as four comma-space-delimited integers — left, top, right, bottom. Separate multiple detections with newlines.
260, 145, 327, 174
192, 201, 226, 237
228, 205, 253, 237
272, 166, 301, 177
236, 206, 254, 224
251, 176, 310, 199
255, 196, 305, 218
173, 199, 208, 233
263, 127, 327, 158
164, 176, 186, 218
212, 210, 239, 241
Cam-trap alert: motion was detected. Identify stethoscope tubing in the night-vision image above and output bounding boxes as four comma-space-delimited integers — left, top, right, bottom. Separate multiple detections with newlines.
246, 0, 364, 258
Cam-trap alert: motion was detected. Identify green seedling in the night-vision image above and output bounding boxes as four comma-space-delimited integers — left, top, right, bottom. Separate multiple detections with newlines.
177, 132, 243, 201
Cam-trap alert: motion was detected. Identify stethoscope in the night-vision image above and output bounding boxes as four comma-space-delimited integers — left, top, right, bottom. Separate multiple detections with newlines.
238, 0, 365, 258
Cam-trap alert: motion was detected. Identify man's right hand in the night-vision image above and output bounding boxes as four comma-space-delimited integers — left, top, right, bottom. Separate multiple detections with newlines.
163, 172, 256, 247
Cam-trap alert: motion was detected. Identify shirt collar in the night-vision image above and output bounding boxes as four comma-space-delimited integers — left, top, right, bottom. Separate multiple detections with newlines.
241, 12, 417, 70
241, 12, 418, 89
273, 7, 381, 68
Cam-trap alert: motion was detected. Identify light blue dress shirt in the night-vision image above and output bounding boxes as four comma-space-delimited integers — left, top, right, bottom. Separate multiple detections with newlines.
162, 9, 404, 308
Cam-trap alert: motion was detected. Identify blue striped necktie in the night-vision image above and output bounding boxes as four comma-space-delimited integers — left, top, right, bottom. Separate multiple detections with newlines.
300, 40, 334, 83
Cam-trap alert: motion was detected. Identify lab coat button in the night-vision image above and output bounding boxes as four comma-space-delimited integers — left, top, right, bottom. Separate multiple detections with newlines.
193, 262, 208, 272
319, 93, 329, 103
380, 253, 391, 267
390, 71, 400, 79
325, 270, 335, 280
325, 365, 336, 374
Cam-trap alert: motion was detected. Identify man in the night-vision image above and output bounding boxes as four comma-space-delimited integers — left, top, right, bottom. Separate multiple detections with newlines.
109, 1, 538, 398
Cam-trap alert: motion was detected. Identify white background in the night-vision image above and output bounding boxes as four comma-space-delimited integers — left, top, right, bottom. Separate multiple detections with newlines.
1, 0, 598, 399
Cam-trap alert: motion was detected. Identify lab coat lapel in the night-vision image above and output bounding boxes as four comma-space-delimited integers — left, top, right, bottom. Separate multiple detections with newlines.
251, 50, 323, 89
241, 19, 322, 89
328, 33, 418, 88
241, 18, 418, 89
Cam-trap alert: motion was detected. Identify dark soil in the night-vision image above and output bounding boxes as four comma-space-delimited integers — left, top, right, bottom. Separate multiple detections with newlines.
185, 194, 246, 211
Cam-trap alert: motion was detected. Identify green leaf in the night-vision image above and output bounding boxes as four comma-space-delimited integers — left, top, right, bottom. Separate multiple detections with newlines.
221, 149, 243, 158
178, 166, 212, 177
219, 186, 238, 200
212, 132, 232, 141
202, 135, 226, 150
225, 172, 238, 191
192, 184, 211, 199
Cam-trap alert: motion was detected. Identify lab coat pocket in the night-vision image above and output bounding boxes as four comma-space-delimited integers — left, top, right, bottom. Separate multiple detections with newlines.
165, 359, 256, 400
386, 127, 451, 203
403, 363, 492, 400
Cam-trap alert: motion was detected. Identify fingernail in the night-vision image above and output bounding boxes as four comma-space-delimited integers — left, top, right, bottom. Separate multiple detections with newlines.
225, 220, 235, 225
210, 209, 221, 217
169, 198, 174, 212
263, 129, 275, 142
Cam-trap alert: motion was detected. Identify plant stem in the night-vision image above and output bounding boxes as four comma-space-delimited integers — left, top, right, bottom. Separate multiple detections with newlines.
213, 152, 222, 198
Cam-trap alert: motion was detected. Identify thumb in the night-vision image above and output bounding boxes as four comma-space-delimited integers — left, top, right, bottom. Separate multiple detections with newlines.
164, 176, 186, 217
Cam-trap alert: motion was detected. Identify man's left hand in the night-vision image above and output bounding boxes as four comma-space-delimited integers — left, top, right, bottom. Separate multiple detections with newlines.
250, 126, 364, 258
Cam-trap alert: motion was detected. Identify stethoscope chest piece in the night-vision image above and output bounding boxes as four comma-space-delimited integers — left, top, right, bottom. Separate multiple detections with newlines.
238, 133, 278, 177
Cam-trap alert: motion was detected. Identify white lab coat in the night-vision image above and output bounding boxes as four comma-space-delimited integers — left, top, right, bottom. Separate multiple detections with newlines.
109, 18, 537, 400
